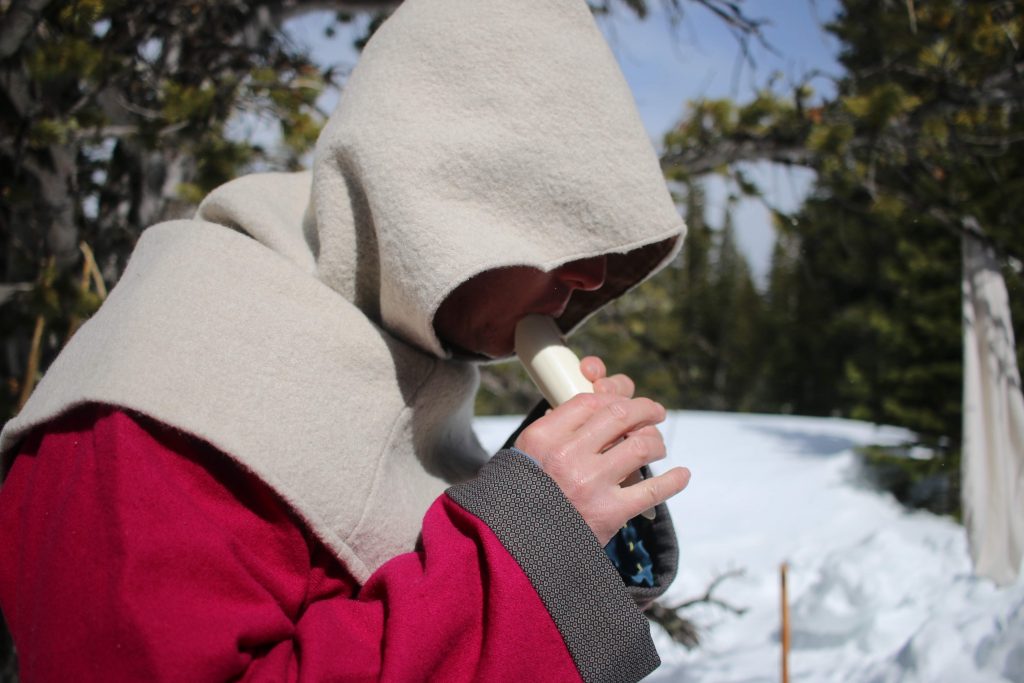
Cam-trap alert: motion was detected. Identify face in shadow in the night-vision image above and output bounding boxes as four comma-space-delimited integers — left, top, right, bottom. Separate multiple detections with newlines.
434, 255, 607, 359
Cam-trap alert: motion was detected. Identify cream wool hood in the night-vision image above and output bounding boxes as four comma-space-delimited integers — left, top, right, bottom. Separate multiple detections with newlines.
2, 0, 685, 581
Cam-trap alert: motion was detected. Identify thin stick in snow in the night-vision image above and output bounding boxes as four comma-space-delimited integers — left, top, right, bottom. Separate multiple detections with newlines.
780, 562, 791, 683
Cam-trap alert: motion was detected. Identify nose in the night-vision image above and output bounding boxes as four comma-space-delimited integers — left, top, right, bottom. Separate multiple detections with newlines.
554, 255, 607, 292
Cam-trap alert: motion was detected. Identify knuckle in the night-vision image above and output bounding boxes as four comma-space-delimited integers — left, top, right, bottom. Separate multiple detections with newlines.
606, 399, 630, 421
565, 468, 594, 501
513, 434, 534, 454
628, 435, 649, 459
553, 443, 574, 464
630, 425, 655, 439
516, 425, 546, 453
646, 480, 661, 507
639, 437, 665, 464
596, 424, 667, 474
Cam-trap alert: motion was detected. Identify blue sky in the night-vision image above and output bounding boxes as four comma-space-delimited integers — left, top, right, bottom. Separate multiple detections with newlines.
283, 0, 844, 284
599, 0, 842, 142
593, 0, 843, 284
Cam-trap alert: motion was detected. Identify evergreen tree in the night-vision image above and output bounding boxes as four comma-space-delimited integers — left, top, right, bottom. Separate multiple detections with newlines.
663, 0, 1024, 445
705, 210, 763, 410
475, 179, 768, 416
669, 181, 716, 407
0, 0, 388, 423
565, 182, 764, 414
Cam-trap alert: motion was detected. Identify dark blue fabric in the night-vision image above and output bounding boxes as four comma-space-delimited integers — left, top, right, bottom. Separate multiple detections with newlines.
604, 521, 654, 587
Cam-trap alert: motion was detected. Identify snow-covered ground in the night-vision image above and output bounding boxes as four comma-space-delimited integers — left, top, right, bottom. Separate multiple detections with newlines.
473, 411, 1024, 683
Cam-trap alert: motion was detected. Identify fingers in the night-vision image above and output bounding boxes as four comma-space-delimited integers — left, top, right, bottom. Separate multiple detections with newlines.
531, 391, 624, 435
576, 396, 666, 453
520, 388, 655, 458
619, 467, 691, 519
627, 424, 662, 439
601, 430, 667, 484
593, 374, 635, 398
580, 356, 636, 398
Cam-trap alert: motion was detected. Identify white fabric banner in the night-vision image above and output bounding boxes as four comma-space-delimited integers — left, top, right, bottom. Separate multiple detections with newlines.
962, 232, 1024, 586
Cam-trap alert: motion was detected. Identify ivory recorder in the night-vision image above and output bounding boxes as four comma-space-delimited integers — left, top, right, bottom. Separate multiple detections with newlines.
514, 314, 656, 520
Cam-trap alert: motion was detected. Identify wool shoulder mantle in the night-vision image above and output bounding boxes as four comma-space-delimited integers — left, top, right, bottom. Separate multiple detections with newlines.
1, 218, 486, 582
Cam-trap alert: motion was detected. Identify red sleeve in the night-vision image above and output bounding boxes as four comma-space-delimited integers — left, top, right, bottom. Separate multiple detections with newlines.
0, 407, 587, 682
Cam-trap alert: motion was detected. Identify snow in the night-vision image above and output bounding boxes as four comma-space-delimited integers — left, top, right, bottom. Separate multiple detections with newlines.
472, 411, 1024, 683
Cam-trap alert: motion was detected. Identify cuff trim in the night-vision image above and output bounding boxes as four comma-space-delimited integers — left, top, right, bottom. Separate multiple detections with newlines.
447, 450, 659, 683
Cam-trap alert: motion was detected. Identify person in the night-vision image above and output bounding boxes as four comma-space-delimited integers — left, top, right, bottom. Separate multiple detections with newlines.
0, 0, 690, 681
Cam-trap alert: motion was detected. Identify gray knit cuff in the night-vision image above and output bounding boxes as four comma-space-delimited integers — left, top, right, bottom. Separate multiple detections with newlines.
446, 450, 660, 683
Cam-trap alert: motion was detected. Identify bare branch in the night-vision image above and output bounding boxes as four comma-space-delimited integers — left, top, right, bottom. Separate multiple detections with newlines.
646, 568, 748, 649
904, 0, 918, 35
685, 0, 768, 38
661, 136, 816, 176
672, 567, 748, 614
70, 121, 189, 143
0, 282, 32, 306
646, 602, 701, 649
266, 0, 399, 23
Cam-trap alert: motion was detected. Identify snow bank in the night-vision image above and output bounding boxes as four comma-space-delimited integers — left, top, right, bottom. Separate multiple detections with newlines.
473, 411, 1024, 683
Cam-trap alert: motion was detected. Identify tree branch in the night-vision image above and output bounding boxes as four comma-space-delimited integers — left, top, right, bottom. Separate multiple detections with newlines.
672, 568, 748, 614
0, 0, 53, 59
646, 568, 748, 649
684, 0, 767, 39
0, 282, 32, 306
661, 136, 816, 176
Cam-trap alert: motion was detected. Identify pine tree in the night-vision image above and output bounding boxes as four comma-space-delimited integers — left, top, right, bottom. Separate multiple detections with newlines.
706, 211, 763, 410
0, 0, 391, 423
662, 0, 1024, 444
671, 181, 716, 407
560, 181, 765, 413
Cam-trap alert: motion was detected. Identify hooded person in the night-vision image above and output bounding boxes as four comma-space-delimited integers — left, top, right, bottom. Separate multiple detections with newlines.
0, 0, 689, 681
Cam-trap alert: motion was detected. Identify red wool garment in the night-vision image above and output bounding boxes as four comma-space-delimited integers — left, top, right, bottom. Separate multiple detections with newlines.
0, 408, 581, 682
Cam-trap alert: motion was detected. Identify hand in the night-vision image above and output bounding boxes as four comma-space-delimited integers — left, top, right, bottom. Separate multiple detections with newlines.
515, 360, 691, 546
